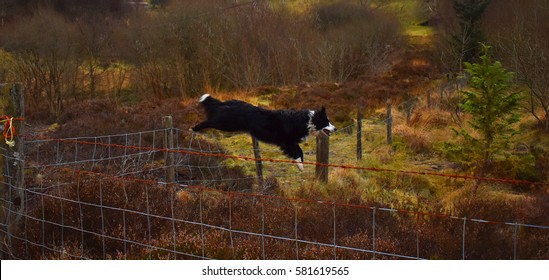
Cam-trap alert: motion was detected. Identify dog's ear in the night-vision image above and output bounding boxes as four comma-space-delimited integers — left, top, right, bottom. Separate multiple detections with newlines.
320, 106, 326, 113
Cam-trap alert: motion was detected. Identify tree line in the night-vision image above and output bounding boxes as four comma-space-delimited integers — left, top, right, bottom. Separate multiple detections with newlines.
0, 0, 402, 119
1, 0, 548, 130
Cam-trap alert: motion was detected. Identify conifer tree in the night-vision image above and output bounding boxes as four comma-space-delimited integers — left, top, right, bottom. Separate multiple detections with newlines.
448, 44, 522, 176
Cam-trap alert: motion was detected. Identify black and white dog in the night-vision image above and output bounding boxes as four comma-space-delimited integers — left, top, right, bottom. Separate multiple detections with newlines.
191, 94, 336, 170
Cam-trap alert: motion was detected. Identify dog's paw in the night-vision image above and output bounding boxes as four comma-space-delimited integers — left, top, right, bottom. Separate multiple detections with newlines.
294, 158, 304, 172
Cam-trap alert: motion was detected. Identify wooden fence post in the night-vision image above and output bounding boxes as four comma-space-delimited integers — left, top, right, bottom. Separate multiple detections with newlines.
13, 84, 25, 221
406, 103, 413, 126
316, 132, 329, 183
357, 108, 363, 160
162, 116, 175, 184
427, 88, 432, 111
386, 99, 392, 145
404, 97, 419, 126
252, 137, 264, 187
0, 83, 25, 259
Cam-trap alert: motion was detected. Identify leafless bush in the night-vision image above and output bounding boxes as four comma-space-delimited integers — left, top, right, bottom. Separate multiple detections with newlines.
483, 0, 549, 131
309, 2, 402, 81
121, 1, 402, 96
2, 8, 81, 118
1, 1, 403, 119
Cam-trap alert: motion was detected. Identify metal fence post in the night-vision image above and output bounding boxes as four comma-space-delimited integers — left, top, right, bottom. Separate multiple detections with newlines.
229, 194, 235, 259
295, 205, 299, 260
357, 108, 363, 160
200, 189, 205, 259
261, 197, 265, 260
386, 99, 392, 145
513, 223, 518, 260
372, 207, 376, 260
333, 203, 337, 259
462, 217, 467, 260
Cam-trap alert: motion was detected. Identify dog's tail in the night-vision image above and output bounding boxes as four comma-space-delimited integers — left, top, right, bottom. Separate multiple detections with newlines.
198, 93, 222, 115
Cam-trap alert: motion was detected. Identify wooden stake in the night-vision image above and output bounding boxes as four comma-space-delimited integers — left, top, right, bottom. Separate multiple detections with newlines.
252, 137, 264, 188
316, 132, 329, 183
162, 116, 175, 184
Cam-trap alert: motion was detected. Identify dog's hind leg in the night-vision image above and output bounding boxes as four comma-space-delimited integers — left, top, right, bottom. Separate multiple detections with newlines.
281, 144, 304, 171
190, 121, 211, 132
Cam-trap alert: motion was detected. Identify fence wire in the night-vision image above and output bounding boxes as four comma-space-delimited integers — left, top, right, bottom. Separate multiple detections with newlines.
1, 123, 549, 260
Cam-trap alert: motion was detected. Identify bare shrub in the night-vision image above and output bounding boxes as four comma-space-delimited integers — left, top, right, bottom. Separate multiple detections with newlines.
2, 8, 81, 118
309, 2, 402, 81
2, 1, 403, 113
483, 0, 549, 130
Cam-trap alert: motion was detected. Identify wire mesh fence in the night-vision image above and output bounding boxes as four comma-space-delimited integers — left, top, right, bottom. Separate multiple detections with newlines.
4, 168, 549, 260
1, 119, 549, 259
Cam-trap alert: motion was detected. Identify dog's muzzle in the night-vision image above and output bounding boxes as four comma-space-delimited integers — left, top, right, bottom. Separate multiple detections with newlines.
322, 123, 337, 136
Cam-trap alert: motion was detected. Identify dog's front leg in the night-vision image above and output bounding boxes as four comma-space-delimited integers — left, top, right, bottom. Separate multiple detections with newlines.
295, 158, 304, 171
282, 144, 304, 171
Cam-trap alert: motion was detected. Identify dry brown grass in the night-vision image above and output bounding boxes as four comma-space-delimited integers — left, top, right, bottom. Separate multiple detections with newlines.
409, 108, 454, 129
393, 124, 433, 154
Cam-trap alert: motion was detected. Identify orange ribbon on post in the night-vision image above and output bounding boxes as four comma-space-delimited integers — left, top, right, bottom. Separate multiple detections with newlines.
1, 115, 23, 148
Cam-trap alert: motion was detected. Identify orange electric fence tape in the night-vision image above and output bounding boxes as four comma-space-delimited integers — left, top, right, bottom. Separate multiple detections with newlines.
1, 115, 24, 147
23, 134, 549, 187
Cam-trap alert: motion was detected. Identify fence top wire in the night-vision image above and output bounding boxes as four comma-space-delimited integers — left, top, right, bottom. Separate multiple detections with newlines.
22, 133, 549, 187
23, 128, 168, 144
68, 168, 549, 230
